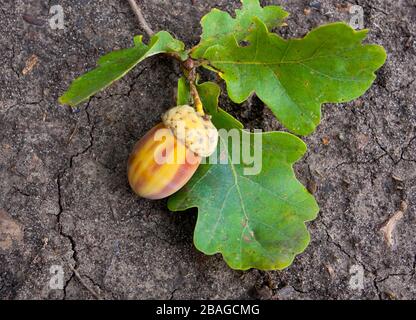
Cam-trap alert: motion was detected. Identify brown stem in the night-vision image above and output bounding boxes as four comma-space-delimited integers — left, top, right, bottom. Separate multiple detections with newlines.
127, 0, 154, 37
189, 81, 204, 115
181, 59, 204, 115
127, 0, 204, 115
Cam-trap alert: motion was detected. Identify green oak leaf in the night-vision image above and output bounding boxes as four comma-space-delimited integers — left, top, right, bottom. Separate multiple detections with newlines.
192, 0, 288, 58
176, 77, 243, 130
197, 81, 244, 131
203, 18, 387, 135
59, 32, 187, 107
169, 81, 319, 270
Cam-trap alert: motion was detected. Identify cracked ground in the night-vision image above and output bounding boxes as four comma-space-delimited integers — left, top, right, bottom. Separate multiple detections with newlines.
1, 0, 415, 300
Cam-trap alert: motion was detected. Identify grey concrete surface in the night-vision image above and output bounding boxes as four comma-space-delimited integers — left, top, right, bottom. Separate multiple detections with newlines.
0, 0, 415, 299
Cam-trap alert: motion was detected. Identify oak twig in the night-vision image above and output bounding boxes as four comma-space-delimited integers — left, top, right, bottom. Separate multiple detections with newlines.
126, 0, 204, 115
127, 0, 154, 37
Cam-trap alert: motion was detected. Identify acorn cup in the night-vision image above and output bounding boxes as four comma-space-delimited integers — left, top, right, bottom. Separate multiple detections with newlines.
128, 105, 218, 199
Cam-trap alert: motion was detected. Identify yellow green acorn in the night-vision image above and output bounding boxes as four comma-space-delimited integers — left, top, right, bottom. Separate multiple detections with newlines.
128, 105, 218, 199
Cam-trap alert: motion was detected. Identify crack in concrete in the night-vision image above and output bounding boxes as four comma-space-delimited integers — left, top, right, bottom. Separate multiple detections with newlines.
366, 100, 416, 166
69, 99, 95, 168
150, 229, 176, 247
291, 285, 316, 295
333, 152, 389, 169
126, 61, 159, 98
320, 220, 354, 260
373, 270, 415, 299
399, 135, 416, 163
169, 287, 179, 300
0, 6, 7, 17
9, 45, 21, 80
389, 78, 416, 95
55, 98, 96, 299
373, 278, 383, 300
413, 255, 416, 271
11, 186, 31, 197
322, 218, 415, 300
319, 220, 384, 299
57, 172, 79, 299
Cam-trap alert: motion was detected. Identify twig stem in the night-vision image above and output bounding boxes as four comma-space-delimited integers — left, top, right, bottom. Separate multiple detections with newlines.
127, 0, 154, 37
184, 63, 204, 115
126, 0, 204, 115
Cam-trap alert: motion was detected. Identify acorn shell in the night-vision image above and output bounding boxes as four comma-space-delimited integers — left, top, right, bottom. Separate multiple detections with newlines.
128, 123, 201, 200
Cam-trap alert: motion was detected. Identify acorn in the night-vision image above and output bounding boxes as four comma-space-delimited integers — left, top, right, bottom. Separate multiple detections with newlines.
128, 105, 218, 199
